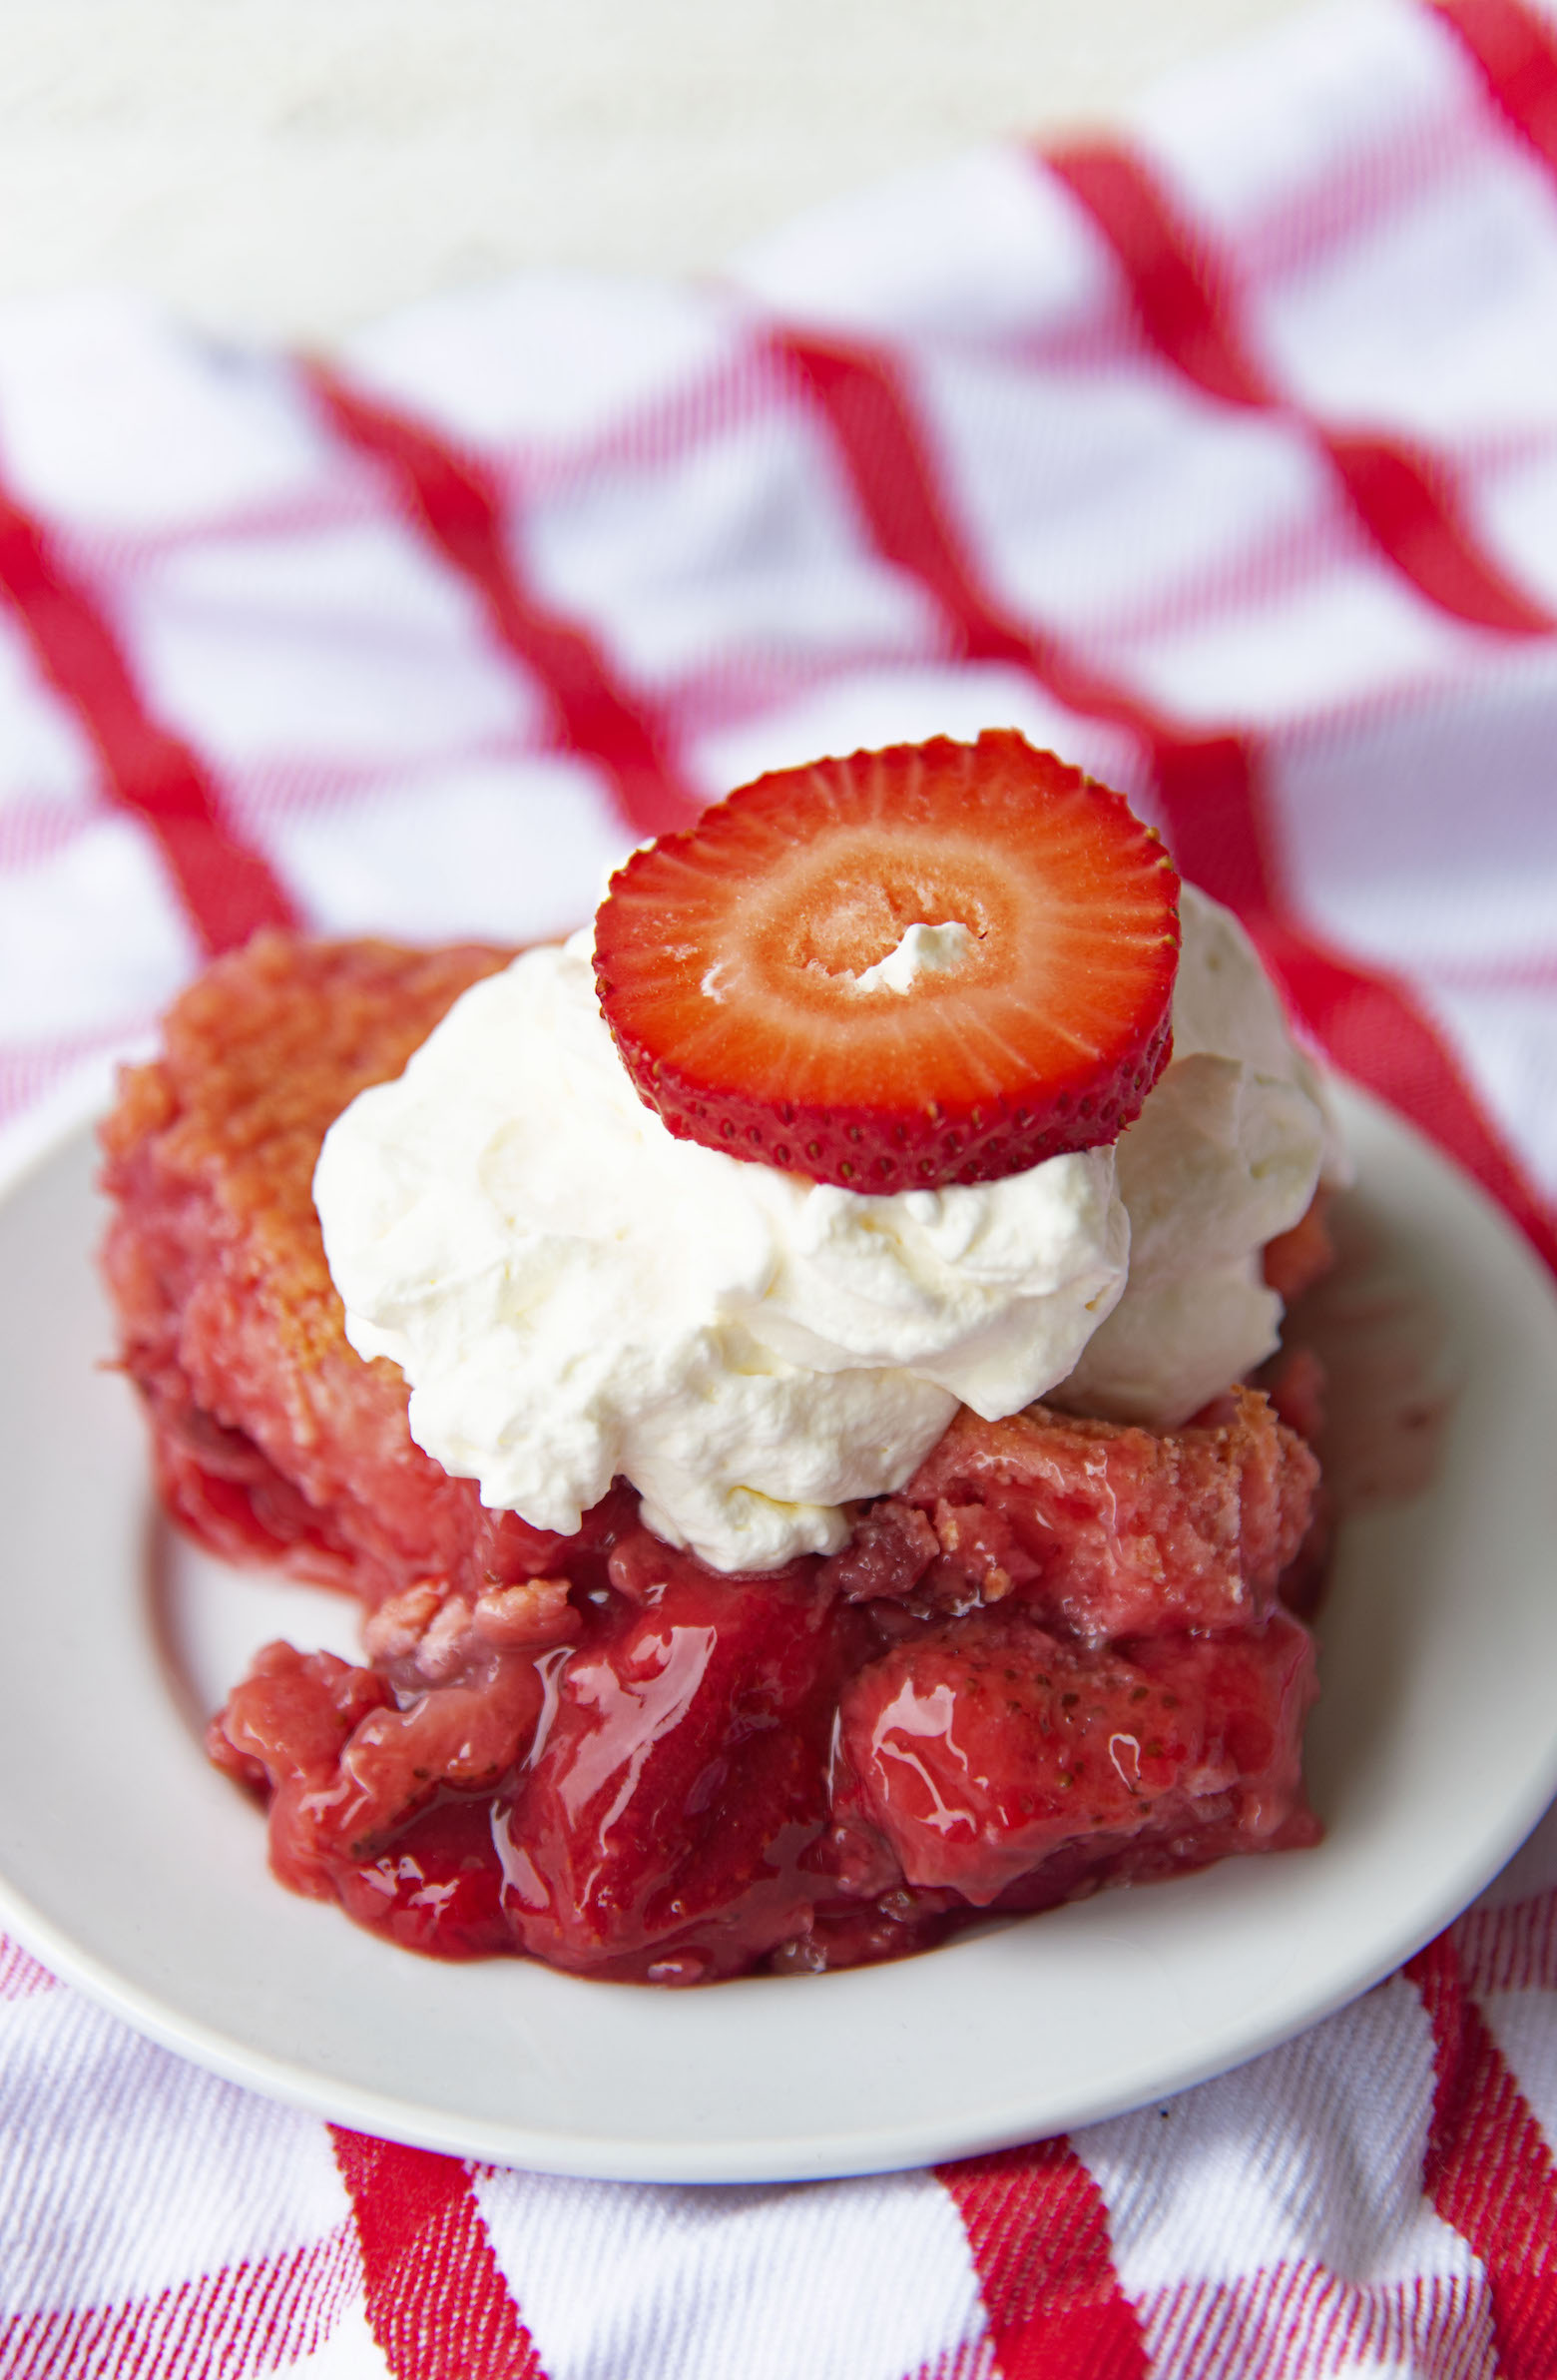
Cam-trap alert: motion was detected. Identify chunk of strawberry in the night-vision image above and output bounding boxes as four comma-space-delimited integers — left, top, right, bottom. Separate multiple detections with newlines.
501, 1553, 852, 1978
305, 1655, 545, 1864
332, 1794, 512, 1960
208, 1641, 392, 1798
593, 731, 1179, 1191
836, 1605, 1316, 1906
210, 1637, 544, 1905
1121, 1617, 1319, 1845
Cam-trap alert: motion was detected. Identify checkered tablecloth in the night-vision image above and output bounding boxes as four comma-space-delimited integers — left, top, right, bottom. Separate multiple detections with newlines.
6, 0, 1557, 2371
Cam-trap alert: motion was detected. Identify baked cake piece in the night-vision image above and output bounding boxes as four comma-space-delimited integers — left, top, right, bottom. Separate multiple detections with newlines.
100, 931, 546, 1603
102, 931, 1324, 1983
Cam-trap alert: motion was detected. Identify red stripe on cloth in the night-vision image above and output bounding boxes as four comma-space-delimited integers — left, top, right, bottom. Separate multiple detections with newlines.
1043, 146, 1275, 412
937, 2137, 1147, 2379
1139, 2262, 1496, 2379
0, 2228, 355, 2380
784, 330, 1557, 1273
0, 487, 297, 954
1156, 740, 1557, 1274
0, 1934, 57, 2000
901, 2346, 994, 2380
1248, 914, 1557, 1276
1157, 745, 1557, 1275
1454, 1888, 1557, 1995
777, 329, 1230, 755
331, 2128, 544, 2380
1433, 0, 1557, 174
1319, 430, 1555, 634
306, 365, 697, 841
1044, 143, 1555, 636
777, 329, 1130, 727
1409, 1933, 1557, 2378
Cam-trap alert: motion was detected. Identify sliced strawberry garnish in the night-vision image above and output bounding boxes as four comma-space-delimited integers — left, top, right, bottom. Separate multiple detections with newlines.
593, 731, 1180, 1191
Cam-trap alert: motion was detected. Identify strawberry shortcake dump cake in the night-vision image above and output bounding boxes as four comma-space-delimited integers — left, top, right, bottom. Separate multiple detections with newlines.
101, 734, 1341, 1983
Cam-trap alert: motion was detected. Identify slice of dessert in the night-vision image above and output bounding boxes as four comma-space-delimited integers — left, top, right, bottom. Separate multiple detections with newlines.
103, 732, 1333, 1981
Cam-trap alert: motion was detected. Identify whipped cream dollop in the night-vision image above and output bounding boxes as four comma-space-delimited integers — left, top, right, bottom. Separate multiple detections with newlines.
1054, 884, 1342, 1428
314, 930, 1129, 1573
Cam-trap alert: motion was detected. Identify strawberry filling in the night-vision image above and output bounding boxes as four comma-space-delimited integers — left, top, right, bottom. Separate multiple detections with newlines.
204, 1393, 1321, 1979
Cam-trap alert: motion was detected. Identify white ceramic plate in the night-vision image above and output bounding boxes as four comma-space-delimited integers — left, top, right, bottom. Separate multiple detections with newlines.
2, 1085, 1557, 2184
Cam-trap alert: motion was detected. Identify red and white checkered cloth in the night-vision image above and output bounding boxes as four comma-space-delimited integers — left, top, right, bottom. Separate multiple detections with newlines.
6, 0, 1557, 2369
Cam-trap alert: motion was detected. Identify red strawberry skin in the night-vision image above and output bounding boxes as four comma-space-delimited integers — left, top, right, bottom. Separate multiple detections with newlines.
496, 1552, 862, 1981
593, 731, 1180, 1191
835, 1604, 1318, 1908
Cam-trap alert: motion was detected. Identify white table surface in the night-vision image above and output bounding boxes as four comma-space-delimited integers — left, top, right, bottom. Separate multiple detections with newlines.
2, 0, 1310, 340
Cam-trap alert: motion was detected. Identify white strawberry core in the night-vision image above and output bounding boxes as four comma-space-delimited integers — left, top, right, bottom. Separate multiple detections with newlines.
850, 919, 975, 996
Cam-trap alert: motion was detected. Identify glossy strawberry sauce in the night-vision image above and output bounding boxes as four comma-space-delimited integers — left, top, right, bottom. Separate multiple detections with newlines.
209, 1389, 1322, 1984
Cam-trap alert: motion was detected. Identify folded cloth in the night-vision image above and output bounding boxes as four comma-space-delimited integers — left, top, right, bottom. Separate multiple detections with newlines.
5, 0, 1557, 2371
